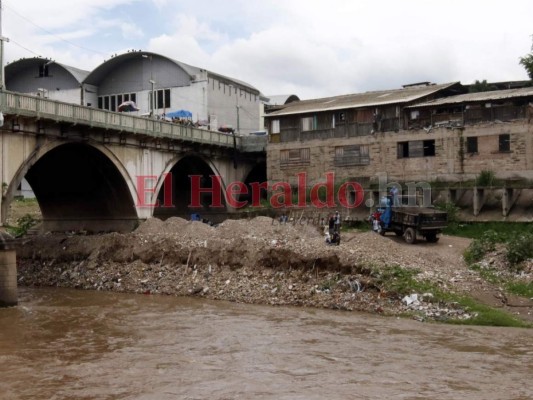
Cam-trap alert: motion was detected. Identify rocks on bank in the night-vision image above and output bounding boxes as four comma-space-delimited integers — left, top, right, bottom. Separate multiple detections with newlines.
16, 216, 476, 321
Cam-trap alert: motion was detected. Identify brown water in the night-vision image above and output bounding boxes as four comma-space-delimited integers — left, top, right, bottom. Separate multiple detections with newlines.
0, 288, 532, 400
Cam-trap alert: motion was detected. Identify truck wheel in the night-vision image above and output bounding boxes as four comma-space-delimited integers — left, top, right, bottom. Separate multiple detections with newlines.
426, 233, 439, 243
378, 223, 386, 236
404, 227, 417, 244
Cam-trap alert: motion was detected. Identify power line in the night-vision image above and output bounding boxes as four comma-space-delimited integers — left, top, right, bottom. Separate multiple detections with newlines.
3, 1, 110, 57
8, 38, 42, 58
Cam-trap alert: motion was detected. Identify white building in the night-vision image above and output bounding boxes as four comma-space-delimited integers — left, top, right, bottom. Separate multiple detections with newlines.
6, 52, 263, 135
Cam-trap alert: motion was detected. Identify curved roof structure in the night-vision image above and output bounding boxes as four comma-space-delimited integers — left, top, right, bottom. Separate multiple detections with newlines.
267, 94, 300, 106
83, 51, 259, 93
83, 51, 197, 86
5, 57, 90, 84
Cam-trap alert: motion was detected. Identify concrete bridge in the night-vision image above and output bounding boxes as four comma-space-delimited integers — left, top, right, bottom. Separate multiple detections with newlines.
0, 91, 267, 232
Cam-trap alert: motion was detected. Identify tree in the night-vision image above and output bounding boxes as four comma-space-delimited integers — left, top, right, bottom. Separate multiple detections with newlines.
519, 38, 533, 80
519, 53, 533, 80
469, 80, 497, 93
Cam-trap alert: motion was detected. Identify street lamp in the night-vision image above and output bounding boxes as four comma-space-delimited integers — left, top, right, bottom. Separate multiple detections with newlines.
228, 84, 240, 134
142, 54, 155, 118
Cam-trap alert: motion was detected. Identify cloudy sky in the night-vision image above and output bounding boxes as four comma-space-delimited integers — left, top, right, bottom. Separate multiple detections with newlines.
3, 0, 532, 99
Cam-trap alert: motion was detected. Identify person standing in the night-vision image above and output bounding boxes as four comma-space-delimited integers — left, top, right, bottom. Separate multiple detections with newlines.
328, 214, 335, 235
334, 211, 341, 233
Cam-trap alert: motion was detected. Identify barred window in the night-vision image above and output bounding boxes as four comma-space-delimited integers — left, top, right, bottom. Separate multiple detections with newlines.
466, 137, 478, 154
498, 134, 510, 152
280, 148, 310, 167
398, 140, 435, 158
334, 145, 370, 166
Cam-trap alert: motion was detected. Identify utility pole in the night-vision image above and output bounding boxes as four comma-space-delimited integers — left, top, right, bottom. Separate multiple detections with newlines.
142, 54, 155, 118
0, 0, 8, 91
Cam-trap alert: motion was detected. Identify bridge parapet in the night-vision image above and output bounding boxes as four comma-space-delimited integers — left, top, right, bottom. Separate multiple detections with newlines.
0, 91, 247, 149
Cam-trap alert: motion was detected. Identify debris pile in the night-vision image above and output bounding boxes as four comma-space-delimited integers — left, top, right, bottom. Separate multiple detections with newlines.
14, 216, 512, 321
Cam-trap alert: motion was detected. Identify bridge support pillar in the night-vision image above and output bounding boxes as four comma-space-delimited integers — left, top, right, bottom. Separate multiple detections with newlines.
473, 187, 485, 217
502, 188, 521, 217
0, 230, 17, 307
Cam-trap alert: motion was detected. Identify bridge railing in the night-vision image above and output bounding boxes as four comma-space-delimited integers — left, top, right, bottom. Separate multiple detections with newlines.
0, 90, 243, 149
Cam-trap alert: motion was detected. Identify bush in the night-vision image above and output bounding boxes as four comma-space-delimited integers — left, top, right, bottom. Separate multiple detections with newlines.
435, 201, 460, 227
463, 230, 500, 264
476, 170, 495, 187
506, 232, 533, 266
6, 214, 38, 237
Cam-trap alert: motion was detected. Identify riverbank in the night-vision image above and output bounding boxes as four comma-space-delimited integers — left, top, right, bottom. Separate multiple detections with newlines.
14, 216, 533, 326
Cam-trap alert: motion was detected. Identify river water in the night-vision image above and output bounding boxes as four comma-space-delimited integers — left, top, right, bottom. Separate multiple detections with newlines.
0, 288, 531, 400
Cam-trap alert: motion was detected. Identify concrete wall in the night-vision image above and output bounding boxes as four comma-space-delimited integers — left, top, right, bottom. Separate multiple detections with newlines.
207, 77, 260, 134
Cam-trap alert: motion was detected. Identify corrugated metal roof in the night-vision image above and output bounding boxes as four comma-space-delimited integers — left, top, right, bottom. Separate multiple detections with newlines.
84, 52, 259, 93
56, 63, 90, 83
407, 87, 533, 108
266, 82, 460, 117
267, 94, 301, 105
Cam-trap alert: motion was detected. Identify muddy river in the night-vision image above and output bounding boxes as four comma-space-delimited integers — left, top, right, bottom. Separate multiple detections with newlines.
0, 288, 531, 400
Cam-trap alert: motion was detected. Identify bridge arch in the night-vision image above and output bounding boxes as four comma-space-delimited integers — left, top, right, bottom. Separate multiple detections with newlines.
238, 161, 267, 206
4, 141, 139, 232
152, 153, 228, 221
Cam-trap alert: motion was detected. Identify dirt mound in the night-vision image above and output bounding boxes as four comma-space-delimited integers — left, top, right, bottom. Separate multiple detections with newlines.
15, 216, 533, 324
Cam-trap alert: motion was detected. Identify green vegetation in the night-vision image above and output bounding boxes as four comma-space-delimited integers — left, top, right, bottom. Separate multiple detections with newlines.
519, 53, 533, 80
476, 169, 496, 187
434, 201, 460, 229
505, 232, 533, 266
463, 230, 500, 264
468, 80, 498, 93
460, 226, 533, 268
5, 214, 38, 237
372, 265, 530, 328
506, 281, 533, 298
444, 221, 533, 239
446, 297, 529, 328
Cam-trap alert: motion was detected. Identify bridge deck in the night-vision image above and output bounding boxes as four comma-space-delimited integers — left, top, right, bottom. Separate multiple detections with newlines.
0, 91, 267, 151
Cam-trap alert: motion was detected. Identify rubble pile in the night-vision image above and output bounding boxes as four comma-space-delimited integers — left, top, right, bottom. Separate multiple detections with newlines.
14, 216, 500, 321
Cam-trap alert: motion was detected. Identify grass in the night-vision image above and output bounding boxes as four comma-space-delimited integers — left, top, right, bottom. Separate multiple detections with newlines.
506, 281, 533, 298
373, 265, 531, 328
446, 296, 529, 327
444, 222, 533, 239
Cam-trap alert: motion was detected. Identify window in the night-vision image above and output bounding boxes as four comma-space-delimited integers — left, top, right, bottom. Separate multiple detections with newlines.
499, 134, 510, 152
98, 93, 137, 111
301, 116, 317, 131
334, 145, 370, 166
280, 148, 310, 167
271, 119, 280, 134
155, 89, 171, 109
466, 137, 478, 154
38, 64, 49, 77
398, 140, 436, 158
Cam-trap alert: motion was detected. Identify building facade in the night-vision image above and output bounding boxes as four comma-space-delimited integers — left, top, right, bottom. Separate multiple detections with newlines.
6, 52, 263, 135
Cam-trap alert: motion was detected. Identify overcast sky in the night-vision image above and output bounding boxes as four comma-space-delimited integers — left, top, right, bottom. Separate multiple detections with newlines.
2, 0, 532, 99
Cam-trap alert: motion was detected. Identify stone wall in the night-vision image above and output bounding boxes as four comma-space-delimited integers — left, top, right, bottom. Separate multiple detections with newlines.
267, 119, 533, 186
